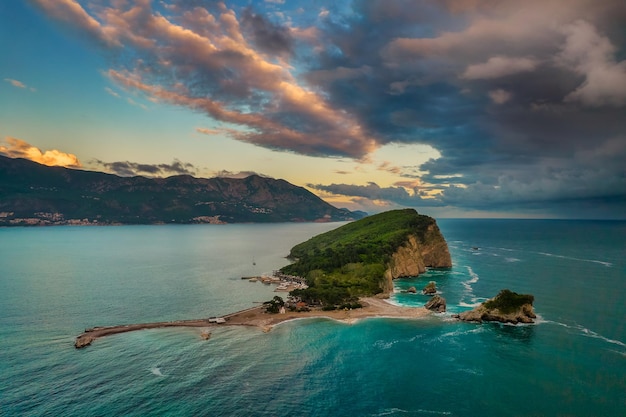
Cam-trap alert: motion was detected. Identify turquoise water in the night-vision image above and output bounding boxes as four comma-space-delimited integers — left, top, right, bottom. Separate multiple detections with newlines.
1, 220, 624, 416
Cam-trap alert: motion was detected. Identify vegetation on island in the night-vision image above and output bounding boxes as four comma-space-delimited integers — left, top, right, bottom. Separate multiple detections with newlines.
264, 296, 285, 314
282, 209, 439, 308
483, 289, 535, 314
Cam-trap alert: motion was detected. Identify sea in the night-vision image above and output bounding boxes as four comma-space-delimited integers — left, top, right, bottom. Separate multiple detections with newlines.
1, 219, 624, 416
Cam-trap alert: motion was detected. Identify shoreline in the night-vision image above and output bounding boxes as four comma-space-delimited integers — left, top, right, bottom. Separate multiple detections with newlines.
74, 298, 431, 348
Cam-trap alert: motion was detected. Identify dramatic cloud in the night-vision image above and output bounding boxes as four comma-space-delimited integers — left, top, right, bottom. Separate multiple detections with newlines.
32, 0, 376, 158
30, 0, 626, 217
0, 137, 81, 167
92, 158, 197, 177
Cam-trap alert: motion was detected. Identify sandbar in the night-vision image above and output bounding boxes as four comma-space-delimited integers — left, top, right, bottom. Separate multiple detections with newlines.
74, 298, 430, 348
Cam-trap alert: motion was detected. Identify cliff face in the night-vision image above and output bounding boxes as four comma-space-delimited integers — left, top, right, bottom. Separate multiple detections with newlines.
383, 223, 452, 293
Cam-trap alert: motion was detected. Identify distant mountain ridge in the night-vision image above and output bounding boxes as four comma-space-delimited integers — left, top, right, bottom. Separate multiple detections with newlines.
0, 155, 364, 226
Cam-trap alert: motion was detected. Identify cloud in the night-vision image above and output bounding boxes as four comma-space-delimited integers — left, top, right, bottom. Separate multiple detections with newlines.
91, 158, 197, 177
0, 137, 81, 167
213, 170, 265, 179
4, 78, 36, 92
30, 0, 119, 47
4, 78, 26, 88
488, 89, 512, 104
308, 182, 445, 207
241, 7, 294, 57
31, 0, 376, 159
104, 86, 120, 98
461, 56, 538, 79
557, 20, 626, 107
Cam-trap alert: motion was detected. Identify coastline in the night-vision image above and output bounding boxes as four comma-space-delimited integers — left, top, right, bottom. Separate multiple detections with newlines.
74, 298, 431, 348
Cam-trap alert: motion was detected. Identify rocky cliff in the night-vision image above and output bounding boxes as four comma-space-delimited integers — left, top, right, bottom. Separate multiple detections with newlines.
454, 289, 536, 324
383, 223, 451, 295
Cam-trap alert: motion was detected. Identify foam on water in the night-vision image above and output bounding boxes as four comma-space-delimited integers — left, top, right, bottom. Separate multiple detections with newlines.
459, 266, 483, 307
540, 319, 626, 350
372, 408, 452, 416
150, 367, 164, 377
504, 257, 521, 262
536, 251, 613, 267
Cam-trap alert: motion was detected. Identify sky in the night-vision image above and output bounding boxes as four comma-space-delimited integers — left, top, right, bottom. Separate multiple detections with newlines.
1, 0, 625, 219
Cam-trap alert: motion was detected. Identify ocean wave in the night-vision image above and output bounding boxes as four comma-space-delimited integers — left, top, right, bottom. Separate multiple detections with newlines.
458, 367, 483, 376
440, 327, 486, 340
458, 301, 482, 308
578, 326, 625, 348
540, 319, 625, 349
536, 252, 613, 267
504, 257, 521, 262
374, 339, 400, 350
415, 410, 452, 416
459, 266, 481, 307
370, 408, 452, 416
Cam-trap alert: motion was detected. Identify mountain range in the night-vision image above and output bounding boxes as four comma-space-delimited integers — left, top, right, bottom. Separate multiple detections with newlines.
0, 155, 365, 226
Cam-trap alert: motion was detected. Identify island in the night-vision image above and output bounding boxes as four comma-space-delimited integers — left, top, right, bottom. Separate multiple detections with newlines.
281, 209, 452, 307
74, 209, 452, 348
453, 289, 536, 324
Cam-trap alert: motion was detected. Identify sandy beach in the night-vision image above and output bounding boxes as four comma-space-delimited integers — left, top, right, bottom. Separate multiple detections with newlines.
74, 298, 431, 348
226, 297, 431, 330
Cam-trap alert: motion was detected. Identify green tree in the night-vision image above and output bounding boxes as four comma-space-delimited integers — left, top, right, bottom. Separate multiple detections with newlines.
263, 296, 285, 314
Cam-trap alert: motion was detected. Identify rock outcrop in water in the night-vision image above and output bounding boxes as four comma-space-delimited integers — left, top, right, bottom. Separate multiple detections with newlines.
454, 289, 536, 324
424, 295, 447, 313
422, 281, 437, 295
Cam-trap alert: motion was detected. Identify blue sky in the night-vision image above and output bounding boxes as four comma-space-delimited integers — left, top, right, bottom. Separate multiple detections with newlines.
1, 0, 625, 219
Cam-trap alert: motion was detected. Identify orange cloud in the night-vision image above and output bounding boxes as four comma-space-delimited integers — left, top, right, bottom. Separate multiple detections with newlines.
0, 137, 81, 167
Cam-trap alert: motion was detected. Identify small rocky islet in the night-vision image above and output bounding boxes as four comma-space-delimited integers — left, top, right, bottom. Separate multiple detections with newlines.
453, 289, 536, 324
